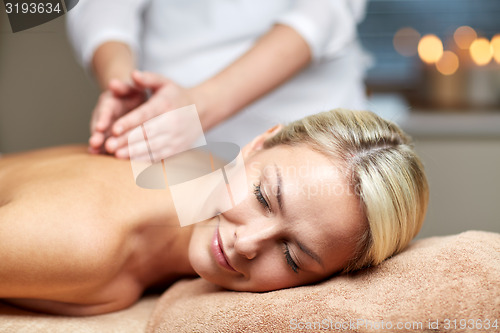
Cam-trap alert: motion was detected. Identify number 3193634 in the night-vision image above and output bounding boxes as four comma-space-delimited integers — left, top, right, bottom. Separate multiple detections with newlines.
5, 2, 62, 14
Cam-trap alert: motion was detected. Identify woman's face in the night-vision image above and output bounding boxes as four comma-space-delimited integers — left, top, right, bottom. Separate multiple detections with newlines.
189, 132, 366, 292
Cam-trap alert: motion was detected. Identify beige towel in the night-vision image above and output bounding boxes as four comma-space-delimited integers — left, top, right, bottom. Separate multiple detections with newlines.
147, 231, 500, 333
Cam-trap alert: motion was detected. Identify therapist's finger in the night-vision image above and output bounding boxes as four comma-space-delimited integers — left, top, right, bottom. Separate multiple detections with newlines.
115, 146, 131, 160
89, 131, 106, 149
88, 131, 109, 155
94, 96, 123, 133
117, 139, 171, 162
108, 78, 137, 97
111, 97, 164, 136
104, 133, 129, 154
105, 123, 153, 154
88, 146, 104, 155
106, 121, 162, 155
115, 144, 151, 161
142, 133, 178, 159
132, 70, 171, 91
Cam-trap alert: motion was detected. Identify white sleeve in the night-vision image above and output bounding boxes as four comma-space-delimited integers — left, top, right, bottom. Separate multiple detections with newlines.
275, 0, 368, 61
66, 0, 151, 69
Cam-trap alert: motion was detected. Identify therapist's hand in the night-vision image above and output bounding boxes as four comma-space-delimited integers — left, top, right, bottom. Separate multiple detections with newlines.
104, 71, 205, 160
88, 79, 146, 154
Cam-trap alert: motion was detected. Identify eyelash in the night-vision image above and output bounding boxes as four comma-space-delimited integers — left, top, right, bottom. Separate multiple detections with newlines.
253, 182, 299, 273
284, 243, 300, 273
253, 182, 270, 212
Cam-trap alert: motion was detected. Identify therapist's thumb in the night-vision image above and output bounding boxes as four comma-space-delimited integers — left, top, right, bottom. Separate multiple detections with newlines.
132, 70, 170, 90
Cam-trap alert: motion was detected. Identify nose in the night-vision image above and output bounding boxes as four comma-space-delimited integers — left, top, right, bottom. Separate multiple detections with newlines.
233, 220, 280, 260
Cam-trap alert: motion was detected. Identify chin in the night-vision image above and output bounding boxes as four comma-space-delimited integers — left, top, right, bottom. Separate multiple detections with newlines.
188, 240, 233, 289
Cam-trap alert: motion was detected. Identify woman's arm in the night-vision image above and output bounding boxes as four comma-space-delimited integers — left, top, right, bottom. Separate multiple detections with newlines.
92, 41, 136, 90
100, 22, 311, 157
108, 22, 312, 137
87, 41, 145, 154
108, 0, 364, 136
66, 0, 149, 153
191, 23, 312, 131
87, 40, 148, 153
102, 23, 311, 157
66, 0, 148, 74
89, 0, 367, 158
192, 0, 368, 130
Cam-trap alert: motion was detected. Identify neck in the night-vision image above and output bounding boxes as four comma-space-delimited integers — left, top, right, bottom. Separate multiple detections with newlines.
131, 224, 197, 289
164, 225, 197, 276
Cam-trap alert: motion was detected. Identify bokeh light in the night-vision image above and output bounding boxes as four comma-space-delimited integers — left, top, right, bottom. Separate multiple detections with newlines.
453, 26, 477, 49
418, 34, 444, 64
393, 27, 421, 56
469, 38, 493, 65
436, 50, 460, 75
491, 34, 500, 64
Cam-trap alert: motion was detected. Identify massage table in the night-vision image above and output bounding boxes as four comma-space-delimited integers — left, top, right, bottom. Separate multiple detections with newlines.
1, 231, 499, 332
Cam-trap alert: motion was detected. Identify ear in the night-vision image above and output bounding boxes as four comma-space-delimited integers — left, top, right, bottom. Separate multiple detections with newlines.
242, 124, 284, 159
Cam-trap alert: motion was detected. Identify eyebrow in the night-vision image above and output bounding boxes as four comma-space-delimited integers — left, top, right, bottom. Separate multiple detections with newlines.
274, 164, 323, 268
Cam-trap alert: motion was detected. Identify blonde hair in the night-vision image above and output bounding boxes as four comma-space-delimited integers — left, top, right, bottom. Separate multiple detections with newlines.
264, 108, 429, 272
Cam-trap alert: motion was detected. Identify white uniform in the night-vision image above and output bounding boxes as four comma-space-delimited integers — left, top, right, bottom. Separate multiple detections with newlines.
67, 0, 369, 146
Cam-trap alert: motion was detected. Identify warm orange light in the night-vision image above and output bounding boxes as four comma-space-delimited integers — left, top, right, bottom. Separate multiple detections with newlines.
453, 26, 477, 49
393, 27, 421, 56
418, 34, 443, 64
491, 34, 500, 64
436, 51, 459, 75
470, 38, 493, 66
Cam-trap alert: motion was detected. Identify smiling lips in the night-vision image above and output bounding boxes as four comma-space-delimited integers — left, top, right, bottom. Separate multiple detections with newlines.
211, 223, 236, 272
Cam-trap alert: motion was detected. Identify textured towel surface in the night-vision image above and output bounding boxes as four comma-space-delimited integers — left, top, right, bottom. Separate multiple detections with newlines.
147, 231, 500, 333
0, 295, 158, 333
1, 231, 498, 332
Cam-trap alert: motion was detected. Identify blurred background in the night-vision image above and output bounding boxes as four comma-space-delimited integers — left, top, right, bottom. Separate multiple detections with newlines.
1, 0, 499, 238
361, 0, 500, 111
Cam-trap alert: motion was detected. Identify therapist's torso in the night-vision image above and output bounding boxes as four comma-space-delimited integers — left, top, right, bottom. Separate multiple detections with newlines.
139, 0, 369, 144
68, 0, 369, 145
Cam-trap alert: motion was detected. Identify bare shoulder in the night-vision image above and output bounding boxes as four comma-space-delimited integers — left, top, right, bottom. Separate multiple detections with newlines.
0, 172, 141, 310
0, 206, 130, 299
0, 145, 173, 314
0, 210, 147, 315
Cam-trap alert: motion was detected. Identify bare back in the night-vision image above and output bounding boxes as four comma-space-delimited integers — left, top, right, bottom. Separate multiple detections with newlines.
0, 145, 194, 315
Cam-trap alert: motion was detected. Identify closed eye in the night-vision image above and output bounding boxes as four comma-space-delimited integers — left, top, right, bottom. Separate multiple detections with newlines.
284, 243, 299, 273
253, 182, 271, 212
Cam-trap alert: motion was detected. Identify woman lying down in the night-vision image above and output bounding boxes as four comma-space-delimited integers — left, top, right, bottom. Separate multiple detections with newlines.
0, 109, 428, 316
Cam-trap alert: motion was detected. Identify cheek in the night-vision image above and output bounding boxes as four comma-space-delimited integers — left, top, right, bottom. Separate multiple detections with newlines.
242, 255, 300, 291
188, 224, 215, 275
247, 248, 338, 290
